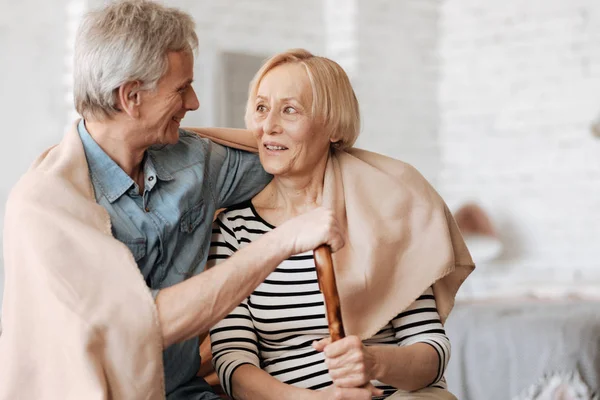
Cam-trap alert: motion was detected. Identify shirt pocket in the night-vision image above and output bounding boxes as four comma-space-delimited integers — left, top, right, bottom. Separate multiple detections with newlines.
180, 201, 206, 234
176, 202, 207, 276
114, 234, 147, 262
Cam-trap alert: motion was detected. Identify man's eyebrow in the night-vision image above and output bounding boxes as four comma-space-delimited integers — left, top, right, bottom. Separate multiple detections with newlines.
178, 79, 194, 88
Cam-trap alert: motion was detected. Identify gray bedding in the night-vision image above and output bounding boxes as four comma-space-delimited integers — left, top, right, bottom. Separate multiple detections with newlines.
444, 300, 600, 399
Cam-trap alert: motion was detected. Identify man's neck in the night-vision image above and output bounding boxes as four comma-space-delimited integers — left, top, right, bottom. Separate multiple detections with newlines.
84, 119, 146, 190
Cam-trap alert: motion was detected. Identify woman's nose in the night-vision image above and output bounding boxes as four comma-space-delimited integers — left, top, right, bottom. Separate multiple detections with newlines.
263, 111, 282, 135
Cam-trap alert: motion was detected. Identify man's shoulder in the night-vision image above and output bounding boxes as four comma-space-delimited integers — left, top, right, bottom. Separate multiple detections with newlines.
148, 130, 213, 174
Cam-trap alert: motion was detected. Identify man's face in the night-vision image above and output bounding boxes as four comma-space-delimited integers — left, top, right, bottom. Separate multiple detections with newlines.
138, 51, 199, 146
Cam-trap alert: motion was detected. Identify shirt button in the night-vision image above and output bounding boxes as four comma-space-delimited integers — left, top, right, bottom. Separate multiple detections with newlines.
148, 176, 154, 182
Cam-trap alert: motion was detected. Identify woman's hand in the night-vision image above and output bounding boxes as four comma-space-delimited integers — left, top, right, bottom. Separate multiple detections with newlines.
313, 336, 383, 394
277, 207, 345, 255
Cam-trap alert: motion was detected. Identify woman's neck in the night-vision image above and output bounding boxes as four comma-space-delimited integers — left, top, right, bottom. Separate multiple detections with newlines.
268, 175, 323, 215
253, 155, 328, 223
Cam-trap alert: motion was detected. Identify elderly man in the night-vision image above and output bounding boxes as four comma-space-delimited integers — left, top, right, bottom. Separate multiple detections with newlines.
0, 1, 343, 399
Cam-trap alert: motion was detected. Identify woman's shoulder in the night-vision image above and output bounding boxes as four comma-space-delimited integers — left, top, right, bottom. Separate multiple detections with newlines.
216, 199, 274, 233
218, 200, 254, 224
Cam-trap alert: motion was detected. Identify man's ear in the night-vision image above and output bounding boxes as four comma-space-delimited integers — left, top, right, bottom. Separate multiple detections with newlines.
116, 81, 143, 118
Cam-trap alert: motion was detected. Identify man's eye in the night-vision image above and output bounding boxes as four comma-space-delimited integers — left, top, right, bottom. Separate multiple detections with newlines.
256, 105, 267, 112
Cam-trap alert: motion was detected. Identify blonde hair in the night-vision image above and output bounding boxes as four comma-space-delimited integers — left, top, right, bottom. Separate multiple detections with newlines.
74, 0, 198, 121
245, 49, 360, 150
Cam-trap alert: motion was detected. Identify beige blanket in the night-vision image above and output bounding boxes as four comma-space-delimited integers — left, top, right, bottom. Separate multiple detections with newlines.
0, 122, 473, 399
0, 122, 165, 399
187, 127, 475, 339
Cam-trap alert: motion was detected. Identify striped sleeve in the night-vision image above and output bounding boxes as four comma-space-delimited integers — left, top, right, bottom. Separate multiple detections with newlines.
391, 287, 451, 386
210, 299, 260, 397
208, 214, 260, 397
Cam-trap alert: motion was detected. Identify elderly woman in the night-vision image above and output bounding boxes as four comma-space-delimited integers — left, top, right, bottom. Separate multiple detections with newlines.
207, 49, 473, 400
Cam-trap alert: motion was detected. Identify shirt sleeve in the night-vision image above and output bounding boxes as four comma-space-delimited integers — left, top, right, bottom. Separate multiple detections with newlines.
205, 140, 271, 209
210, 299, 260, 397
208, 215, 261, 397
391, 287, 451, 386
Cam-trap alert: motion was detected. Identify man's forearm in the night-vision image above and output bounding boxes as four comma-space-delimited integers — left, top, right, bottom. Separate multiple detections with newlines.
369, 343, 439, 391
155, 229, 290, 348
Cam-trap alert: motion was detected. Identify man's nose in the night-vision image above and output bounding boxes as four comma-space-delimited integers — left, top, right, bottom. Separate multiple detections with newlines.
185, 86, 200, 111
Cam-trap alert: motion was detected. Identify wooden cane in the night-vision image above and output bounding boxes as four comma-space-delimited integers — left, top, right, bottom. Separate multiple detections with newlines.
313, 245, 345, 342
314, 246, 381, 395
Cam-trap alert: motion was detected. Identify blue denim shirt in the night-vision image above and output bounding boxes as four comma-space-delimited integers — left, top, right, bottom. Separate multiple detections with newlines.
77, 120, 270, 398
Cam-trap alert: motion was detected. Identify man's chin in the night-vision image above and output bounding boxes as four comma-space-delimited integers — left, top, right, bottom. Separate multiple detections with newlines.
166, 128, 180, 145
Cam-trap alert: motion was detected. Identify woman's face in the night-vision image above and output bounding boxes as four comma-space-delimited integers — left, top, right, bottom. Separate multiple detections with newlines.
249, 63, 332, 178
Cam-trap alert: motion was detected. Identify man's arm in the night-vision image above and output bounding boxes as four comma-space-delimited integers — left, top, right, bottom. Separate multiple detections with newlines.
155, 207, 344, 349
156, 226, 286, 348
207, 140, 271, 209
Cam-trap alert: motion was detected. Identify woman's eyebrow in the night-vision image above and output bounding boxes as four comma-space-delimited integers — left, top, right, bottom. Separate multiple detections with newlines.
256, 95, 300, 103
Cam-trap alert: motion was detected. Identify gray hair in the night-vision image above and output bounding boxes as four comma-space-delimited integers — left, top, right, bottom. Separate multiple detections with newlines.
74, 0, 199, 120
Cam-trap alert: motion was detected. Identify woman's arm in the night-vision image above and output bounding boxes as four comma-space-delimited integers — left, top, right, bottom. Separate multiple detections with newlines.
210, 300, 374, 400
208, 275, 322, 399
367, 342, 440, 391
314, 287, 449, 392
315, 338, 439, 392
230, 365, 316, 400
231, 365, 374, 400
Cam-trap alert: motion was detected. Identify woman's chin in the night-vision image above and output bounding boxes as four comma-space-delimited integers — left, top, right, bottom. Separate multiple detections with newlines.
261, 163, 289, 177
259, 156, 288, 175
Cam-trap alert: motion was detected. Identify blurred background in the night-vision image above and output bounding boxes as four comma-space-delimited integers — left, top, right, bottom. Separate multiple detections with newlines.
2, 0, 600, 398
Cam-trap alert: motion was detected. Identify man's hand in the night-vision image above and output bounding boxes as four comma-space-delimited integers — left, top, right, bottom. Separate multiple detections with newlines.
277, 207, 344, 255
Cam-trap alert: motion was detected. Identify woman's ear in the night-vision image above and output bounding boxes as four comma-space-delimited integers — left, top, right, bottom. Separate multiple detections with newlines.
116, 81, 143, 118
329, 134, 343, 148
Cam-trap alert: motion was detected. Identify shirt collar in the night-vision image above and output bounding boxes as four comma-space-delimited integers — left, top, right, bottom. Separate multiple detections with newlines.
77, 120, 135, 203
147, 151, 173, 182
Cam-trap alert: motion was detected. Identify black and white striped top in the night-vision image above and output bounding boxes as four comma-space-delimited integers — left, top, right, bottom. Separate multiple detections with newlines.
208, 201, 450, 398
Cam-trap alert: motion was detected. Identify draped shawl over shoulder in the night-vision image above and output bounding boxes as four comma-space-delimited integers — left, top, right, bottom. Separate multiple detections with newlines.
187, 127, 475, 339
0, 121, 164, 399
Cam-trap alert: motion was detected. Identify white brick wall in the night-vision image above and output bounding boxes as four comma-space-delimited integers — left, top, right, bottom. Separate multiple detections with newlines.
0, 0, 72, 305
3, 0, 599, 306
353, 0, 441, 183
167, 0, 326, 127
439, 0, 600, 290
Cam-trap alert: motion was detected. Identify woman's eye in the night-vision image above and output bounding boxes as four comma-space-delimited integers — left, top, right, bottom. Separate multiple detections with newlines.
256, 105, 267, 112
284, 106, 296, 114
